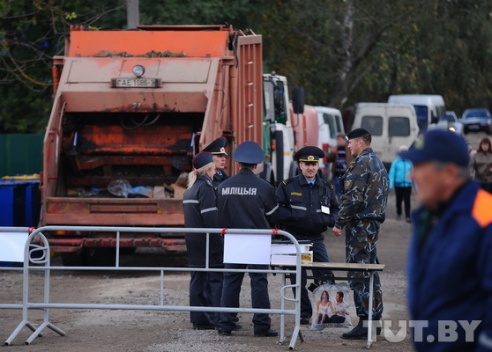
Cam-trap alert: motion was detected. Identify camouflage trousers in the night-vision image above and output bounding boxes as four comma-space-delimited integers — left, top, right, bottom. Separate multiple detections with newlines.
345, 219, 383, 320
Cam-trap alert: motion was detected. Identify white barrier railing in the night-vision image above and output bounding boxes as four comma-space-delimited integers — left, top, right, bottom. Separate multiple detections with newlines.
0, 226, 303, 349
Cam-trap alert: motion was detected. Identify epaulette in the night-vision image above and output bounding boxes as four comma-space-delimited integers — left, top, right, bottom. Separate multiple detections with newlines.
281, 178, 294, 186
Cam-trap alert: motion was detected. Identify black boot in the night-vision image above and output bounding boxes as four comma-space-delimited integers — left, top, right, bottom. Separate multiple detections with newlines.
341, 316, 367, 339
341, 317, 381, 339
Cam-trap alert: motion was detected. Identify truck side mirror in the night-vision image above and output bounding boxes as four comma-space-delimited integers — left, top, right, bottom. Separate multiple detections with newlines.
292, 87, 304, 114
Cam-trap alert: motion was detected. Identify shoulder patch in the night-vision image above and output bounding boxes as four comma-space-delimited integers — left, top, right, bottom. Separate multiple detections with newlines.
344, 179, 353, 190
472, 189, 492, 227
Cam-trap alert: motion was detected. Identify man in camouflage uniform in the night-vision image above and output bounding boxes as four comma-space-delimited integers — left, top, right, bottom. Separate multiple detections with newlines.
332, 128, 388, 339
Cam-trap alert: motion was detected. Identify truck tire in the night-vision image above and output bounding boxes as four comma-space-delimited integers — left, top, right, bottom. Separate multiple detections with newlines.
81, 248, 116, 267
61, 252, 83, 267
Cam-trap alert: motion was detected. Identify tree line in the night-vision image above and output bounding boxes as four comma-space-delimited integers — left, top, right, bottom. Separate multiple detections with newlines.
1, 0, 491, 133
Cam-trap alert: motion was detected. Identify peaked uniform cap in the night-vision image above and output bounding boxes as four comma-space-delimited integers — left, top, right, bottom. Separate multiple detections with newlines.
232, 141, 264, 164
192, 152, 214, 170
295, 146, 325, 163
203, 137, 228, 156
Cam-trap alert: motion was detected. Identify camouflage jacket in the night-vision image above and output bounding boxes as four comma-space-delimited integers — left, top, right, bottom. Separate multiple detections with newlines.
334, 148, 389, 228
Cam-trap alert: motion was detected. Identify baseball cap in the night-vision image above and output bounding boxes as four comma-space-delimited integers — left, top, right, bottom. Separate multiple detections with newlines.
399, 129, 469, 167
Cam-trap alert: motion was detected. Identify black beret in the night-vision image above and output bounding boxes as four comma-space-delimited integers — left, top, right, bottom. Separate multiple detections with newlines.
346, 128, 370, 140
192, 152, 214, 169
294, 146, 325, 163
203, 137, 228, 156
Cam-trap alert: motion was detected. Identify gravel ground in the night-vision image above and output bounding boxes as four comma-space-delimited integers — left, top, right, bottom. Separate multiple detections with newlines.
0, 192, 415, 352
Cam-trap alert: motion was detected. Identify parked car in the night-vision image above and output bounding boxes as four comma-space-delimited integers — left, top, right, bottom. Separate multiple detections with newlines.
461, 108, 492, 134
444, 111, 464, 135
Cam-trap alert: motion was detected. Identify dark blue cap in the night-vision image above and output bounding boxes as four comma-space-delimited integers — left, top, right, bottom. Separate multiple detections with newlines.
192, 152, 214, 170
294, 146, 324, 163
232, 141, 264, 164
399, 129, 470, 167
203, 137, 228, 156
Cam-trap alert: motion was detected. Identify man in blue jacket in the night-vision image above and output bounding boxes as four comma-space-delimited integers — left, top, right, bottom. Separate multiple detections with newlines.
400, 129, 492, 352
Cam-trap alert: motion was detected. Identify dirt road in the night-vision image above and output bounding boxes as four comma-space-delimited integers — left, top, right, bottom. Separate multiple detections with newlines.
0, 189, 415, 352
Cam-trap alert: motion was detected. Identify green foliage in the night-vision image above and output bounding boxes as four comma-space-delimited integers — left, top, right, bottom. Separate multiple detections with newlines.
1, 0, 492, 133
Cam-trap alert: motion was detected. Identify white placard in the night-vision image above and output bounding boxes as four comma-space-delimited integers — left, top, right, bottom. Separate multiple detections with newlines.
0, 231, 28, 262
223, 233, 271, 265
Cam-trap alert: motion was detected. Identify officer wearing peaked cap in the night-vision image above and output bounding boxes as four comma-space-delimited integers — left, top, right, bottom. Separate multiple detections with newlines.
216, 141, 280, 337
276, 145, 339, 324
203, 137, 229, 188
182, 151, 223, 330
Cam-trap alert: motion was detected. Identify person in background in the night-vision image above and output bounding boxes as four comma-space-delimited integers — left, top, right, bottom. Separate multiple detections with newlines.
216, 141, 279, 338
388, 145, 414, 222
399, 129, 492, 352
332, 128, 388, 339
203, 137, 229, 188
182, 152, 223, 330
331, 291, 350, 324
275, 146, 339, 325
314, 290, 334, 324
326, 132, 353, 199
469, 137, 492, 193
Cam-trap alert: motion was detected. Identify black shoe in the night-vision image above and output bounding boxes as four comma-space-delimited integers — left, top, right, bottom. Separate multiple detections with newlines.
341, 324, 367, 339
341, 318, 381, 339
254, 329, 279, 337
193, 323, 215, 330
300, 318, 310, 325
217, 328, 231, 336
232, 322, 242, 331
406, 217, 411, 223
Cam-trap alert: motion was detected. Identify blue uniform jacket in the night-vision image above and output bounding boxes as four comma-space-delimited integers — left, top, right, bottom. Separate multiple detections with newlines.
182, 174, 221, 267
275, 175, 339, 239
217, 168, 279, 229
408, 181, 492, 352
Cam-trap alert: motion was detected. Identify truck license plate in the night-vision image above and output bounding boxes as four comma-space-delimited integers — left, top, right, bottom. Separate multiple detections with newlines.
112, 78, 160, 88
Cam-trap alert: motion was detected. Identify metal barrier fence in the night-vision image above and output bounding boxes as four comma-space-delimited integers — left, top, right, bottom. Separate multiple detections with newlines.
0, 226, 303, 349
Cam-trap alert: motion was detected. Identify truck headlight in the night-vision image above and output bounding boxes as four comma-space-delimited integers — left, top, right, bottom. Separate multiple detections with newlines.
132, 65, 145, 77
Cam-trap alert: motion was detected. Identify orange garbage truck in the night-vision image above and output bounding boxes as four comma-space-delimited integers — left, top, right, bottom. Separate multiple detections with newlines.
40, 24, 263, 265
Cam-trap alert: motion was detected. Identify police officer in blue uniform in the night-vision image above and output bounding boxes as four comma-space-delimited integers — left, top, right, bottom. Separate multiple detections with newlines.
203, 137, 229, 187
276, 146, 339, 324
216, 141, 279, 337
183, 152, 223, 330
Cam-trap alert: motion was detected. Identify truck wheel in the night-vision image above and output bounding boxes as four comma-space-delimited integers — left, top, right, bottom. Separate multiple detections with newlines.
81, 248, 116, 267
61, 252, 83, 267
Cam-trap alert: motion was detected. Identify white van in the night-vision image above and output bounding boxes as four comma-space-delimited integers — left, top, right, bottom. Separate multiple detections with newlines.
387, 94, 446, 132
315, 106, 344, 180
352, 103, 420, 167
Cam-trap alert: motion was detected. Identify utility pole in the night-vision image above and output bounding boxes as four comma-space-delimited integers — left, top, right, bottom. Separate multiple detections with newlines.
127, 0, 140, 29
